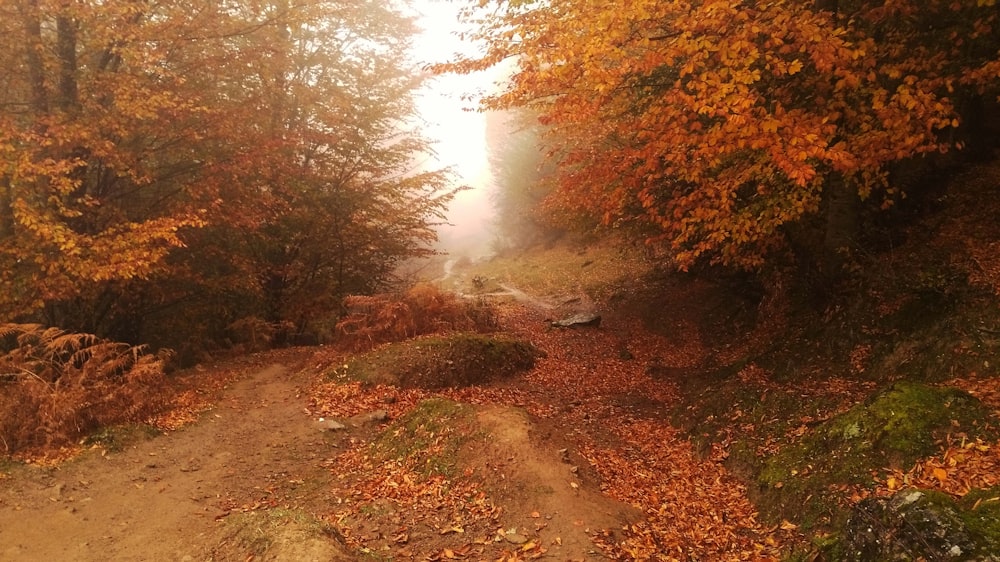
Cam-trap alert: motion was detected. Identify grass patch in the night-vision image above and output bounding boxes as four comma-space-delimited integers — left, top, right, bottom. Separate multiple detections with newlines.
219, 508, 347, 561
371, 398, 476, 477
81, 424, 161, 453
455, 237, 655, 302
334, 332, 542, 389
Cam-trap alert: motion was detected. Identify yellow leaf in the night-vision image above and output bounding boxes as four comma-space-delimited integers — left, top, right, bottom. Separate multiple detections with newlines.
780, 520, 799, 531
887, 477, 898, 490
933, 467, 948, 483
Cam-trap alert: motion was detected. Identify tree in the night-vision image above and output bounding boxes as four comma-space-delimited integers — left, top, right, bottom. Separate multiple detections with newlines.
0, 1, 214, 324
229, 0, 456, 341
0, 0, 455, 349
443, 0, 1000, 271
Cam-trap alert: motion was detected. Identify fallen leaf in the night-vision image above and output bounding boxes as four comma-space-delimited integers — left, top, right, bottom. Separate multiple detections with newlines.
933, 467, 948, 483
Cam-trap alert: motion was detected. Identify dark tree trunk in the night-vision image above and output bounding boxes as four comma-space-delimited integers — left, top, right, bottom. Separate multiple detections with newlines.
822, 175, 860, 273
21, 0, 49, 115
56, 14, 79, 112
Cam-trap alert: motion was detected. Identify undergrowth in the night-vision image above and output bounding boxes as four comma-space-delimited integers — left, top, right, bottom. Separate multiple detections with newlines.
0, 323, 170, 456
336, 283, 497, 351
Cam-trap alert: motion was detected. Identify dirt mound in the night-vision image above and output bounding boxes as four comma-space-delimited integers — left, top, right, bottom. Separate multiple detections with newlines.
336, 332, 542, 388
328, 397, 641, 560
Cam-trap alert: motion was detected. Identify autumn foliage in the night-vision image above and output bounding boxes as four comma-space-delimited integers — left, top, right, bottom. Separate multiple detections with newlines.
446, 0, 1000, 271
0, 0, 454, 349
0, 323, 168, 455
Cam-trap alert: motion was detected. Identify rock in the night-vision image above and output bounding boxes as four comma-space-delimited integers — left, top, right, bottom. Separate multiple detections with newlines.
550, 313, 601, 328
844, 489, 1000, 561
348, 409, 389, 426
315, 418, 347, 432
504, 531, 528, 545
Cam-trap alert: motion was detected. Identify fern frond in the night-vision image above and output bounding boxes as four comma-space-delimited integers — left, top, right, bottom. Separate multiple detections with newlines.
0, 323, 41, 340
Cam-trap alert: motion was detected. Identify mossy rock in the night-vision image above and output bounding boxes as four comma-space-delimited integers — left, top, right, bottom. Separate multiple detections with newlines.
335, 332, 542, 389
756, 382, 996, 528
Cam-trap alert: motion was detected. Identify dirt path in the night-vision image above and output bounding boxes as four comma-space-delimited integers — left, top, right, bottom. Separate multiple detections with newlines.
1, 338, 646, 561
0, 358, 351, 562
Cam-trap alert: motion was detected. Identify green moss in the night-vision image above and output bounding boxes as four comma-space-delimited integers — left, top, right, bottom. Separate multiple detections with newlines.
0, 456, 20, 477
756, 382, 996, 529
371, 398, 475, 478
333, 332, 541, 389
958, 486, 1000, 553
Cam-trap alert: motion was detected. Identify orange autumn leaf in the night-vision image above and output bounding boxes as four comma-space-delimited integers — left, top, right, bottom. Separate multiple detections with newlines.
933, 467, 949, 483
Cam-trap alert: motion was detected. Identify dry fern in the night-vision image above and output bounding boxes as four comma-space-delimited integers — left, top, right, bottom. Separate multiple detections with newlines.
336, 283, 497, 351
0, 323, 169, 456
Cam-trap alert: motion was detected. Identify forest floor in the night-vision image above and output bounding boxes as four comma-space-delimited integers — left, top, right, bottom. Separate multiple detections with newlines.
0, 270, 796, 561
3, 227, 1000, 560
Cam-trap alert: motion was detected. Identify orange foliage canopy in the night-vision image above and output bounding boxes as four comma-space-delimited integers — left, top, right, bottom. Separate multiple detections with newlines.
444, 0, 1000, 269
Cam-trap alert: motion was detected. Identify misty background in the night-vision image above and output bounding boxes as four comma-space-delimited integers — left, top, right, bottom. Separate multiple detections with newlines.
410, 1, 506, 262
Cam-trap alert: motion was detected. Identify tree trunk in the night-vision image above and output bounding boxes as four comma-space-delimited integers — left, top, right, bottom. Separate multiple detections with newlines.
56, 14, 79, 112
823, 175, 859, 273
0, 175, 12, 238
20, 0, 49, 115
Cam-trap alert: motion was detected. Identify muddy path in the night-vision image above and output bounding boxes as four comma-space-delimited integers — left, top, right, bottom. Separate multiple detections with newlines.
0, 357, 351, 561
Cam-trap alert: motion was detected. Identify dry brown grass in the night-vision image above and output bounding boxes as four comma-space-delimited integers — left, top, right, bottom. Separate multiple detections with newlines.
335, 283, 497, 351
0, 323, 169, 456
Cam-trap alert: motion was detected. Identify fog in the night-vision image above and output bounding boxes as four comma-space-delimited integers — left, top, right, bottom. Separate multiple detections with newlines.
410, 1, 500, 262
